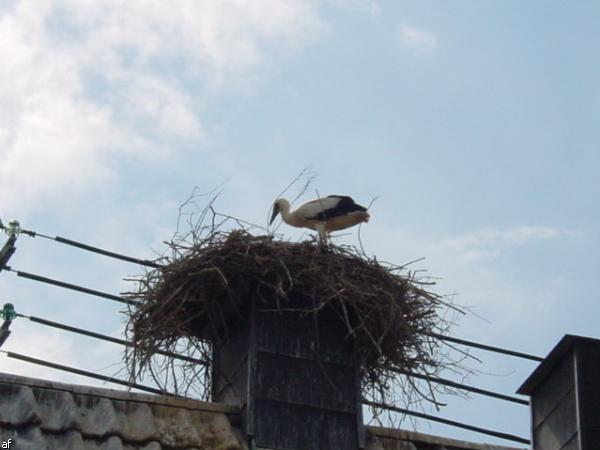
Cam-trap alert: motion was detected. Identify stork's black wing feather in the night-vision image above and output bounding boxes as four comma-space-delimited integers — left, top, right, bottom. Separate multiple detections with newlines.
310, 195, 367, 221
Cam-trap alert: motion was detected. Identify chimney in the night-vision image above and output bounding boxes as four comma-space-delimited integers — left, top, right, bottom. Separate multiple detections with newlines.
518, 335, 600, 449
211, 295, 365, 450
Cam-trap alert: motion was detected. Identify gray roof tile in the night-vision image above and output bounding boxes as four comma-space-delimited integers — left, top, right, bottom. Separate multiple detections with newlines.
0, 372, 245, 450
0, 383, 39, 426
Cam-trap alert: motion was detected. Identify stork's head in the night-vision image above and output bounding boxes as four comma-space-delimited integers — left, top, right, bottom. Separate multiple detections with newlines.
270, 198, 289, 225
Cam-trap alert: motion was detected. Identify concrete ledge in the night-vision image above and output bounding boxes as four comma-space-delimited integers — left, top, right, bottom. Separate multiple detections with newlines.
367, 426, 526, 450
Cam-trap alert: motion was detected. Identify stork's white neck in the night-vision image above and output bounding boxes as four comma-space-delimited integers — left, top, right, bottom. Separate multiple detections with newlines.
278, 199, 302, 227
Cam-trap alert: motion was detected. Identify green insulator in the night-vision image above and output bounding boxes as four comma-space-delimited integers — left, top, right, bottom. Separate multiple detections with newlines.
1, 303, 16, 321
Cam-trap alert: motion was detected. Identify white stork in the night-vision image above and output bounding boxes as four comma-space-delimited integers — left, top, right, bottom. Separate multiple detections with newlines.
270, 195, 370, 242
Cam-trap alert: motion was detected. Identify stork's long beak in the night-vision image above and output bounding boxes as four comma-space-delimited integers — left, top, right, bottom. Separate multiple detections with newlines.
270, 204, 280, 225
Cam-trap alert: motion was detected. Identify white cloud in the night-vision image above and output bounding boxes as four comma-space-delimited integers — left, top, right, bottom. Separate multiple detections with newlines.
441, 226, 573, 262
326, 0, 380, 16
398, 24, 438, 54
61, 0, 326, 80
0, 0, 328, 389
0, 0, 326, 214
360, 223, 577, 313
114, 73, 204, 140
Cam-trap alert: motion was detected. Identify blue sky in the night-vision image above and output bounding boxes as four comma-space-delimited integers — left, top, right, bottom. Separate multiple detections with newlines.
1, 1, 599, 446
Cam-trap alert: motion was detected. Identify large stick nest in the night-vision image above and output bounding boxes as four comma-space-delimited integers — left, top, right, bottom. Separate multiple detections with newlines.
126, 227, 461, 405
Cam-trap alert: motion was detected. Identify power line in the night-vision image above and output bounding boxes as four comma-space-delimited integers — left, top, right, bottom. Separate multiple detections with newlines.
428, 332, 543, 362
386, 366, 528, 406
10, 347, 532, 445
21, 313, 208, 366
3, 266, 137, 306
51, 236, 160, 268
0, 221, 160, 268
1, 350, 171, 396
18, 309, 528, 406
18, 311, 527, 404
5, 267, 543, 363
362, 399, 530, 445
2, 221, 544, 363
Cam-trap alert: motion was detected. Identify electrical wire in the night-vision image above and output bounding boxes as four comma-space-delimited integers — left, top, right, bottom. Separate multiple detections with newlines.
3, 266, 136, 305
428, 332, 543, 362
1, 350, 172, 396
385, 366, 528, 406
1, 220, 545, 364
363, 399, 530, 445
19, 313, 208, 366
0, 221, 159, 268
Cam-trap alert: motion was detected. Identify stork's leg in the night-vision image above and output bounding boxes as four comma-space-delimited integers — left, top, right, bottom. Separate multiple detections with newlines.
315, 223, 327, 245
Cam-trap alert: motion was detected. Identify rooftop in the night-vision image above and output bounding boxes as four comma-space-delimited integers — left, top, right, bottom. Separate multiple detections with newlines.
0, 372, 526, 450
517, 334, 600, 395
